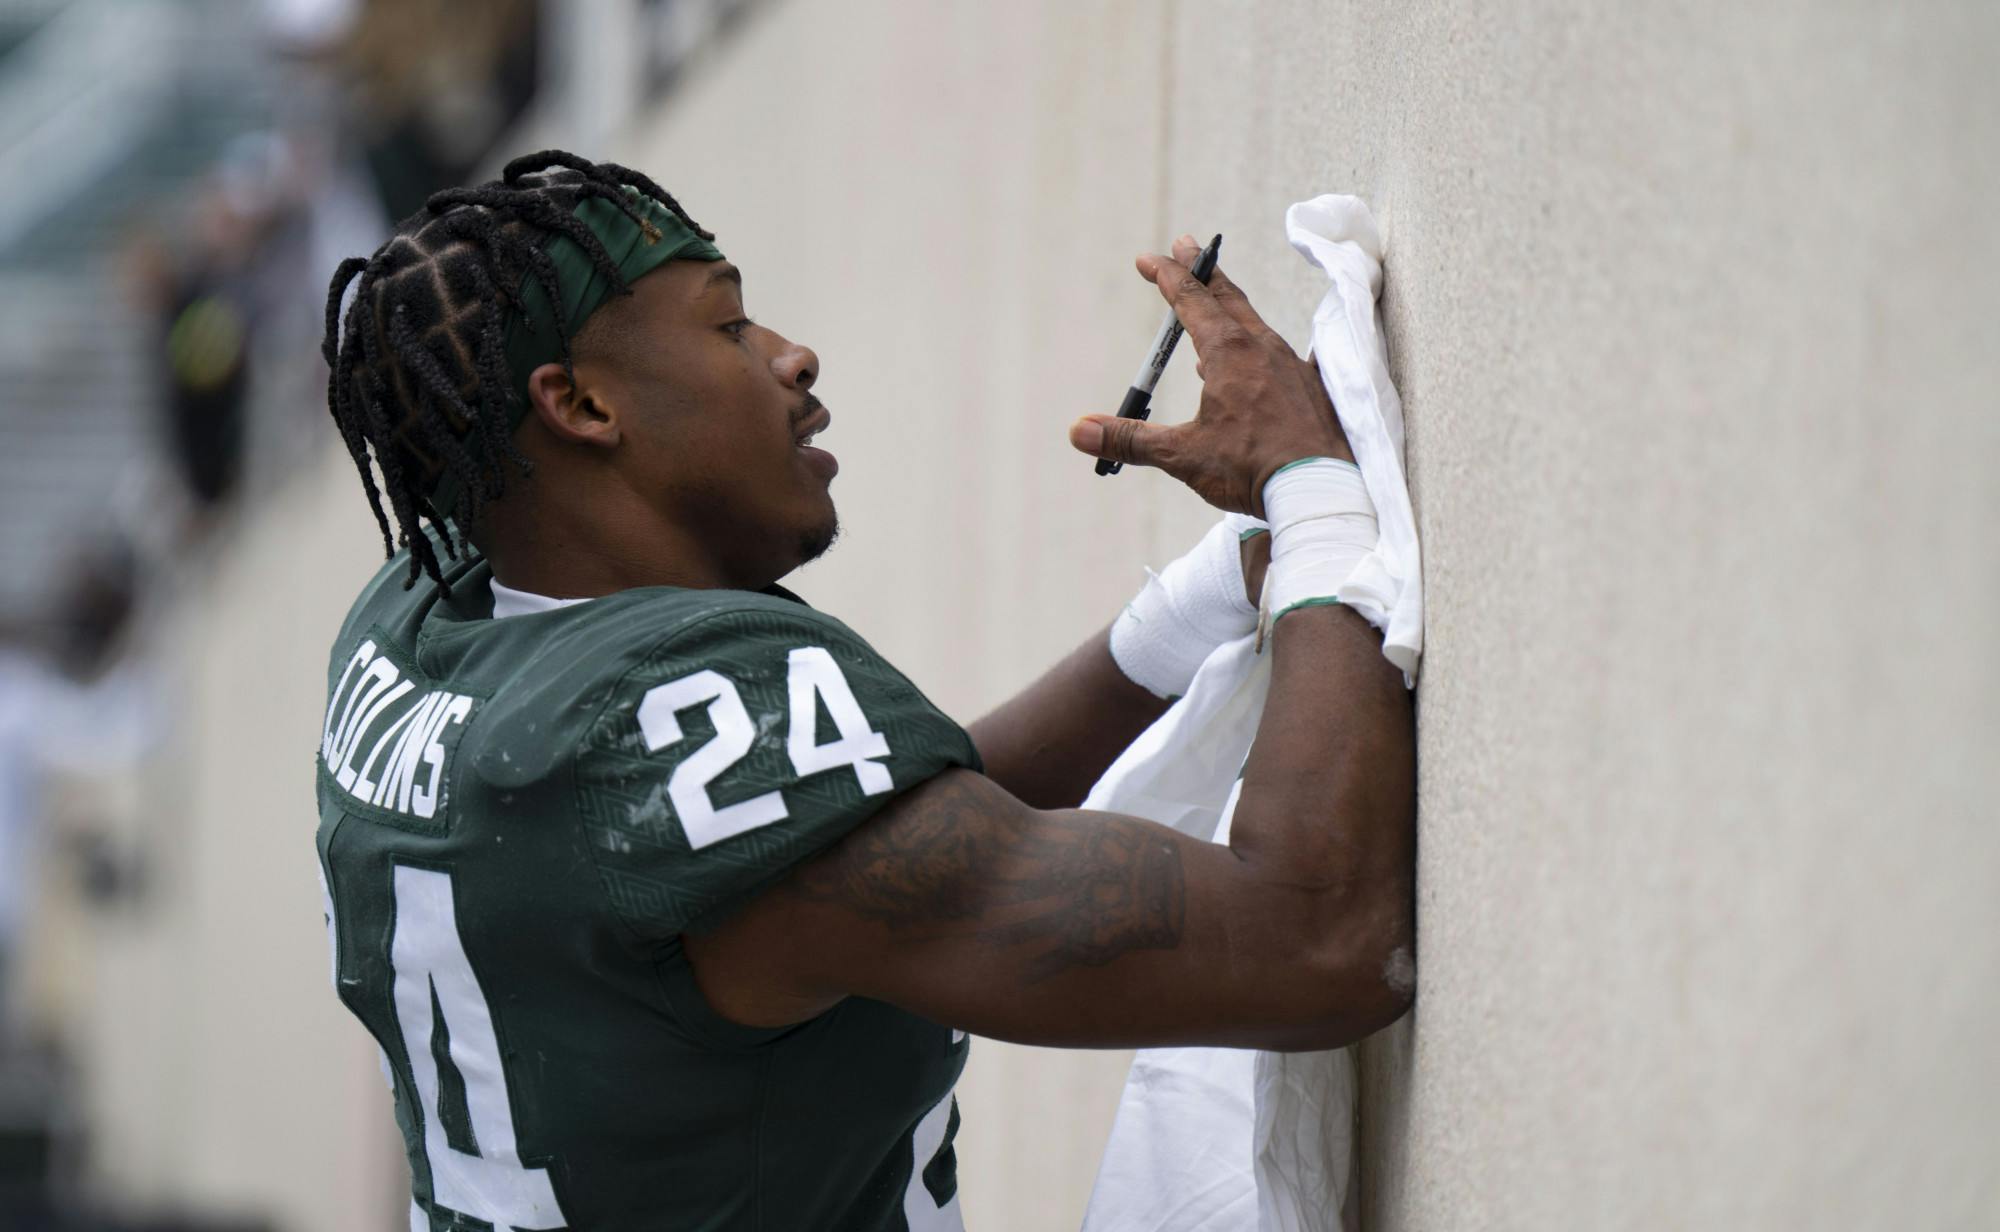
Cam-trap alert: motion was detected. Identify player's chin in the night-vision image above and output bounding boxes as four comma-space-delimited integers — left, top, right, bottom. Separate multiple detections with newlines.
796, 507, 840, 566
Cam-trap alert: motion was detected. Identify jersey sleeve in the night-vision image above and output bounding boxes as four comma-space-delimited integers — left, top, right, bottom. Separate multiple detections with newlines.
572, 600, 981, 942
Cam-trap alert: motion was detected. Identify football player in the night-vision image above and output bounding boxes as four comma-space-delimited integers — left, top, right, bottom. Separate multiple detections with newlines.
315, 151, 1414, 1231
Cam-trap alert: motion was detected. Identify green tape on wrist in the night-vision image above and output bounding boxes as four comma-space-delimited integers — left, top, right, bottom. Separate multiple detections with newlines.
1269, 455, 1360, 479
1271, 595, 1345, 625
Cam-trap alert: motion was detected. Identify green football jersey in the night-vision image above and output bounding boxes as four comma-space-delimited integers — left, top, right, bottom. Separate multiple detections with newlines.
314, 545, 981, 1231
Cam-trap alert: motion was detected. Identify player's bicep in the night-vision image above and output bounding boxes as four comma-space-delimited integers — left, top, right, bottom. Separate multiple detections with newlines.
685, 768, 1314, 1049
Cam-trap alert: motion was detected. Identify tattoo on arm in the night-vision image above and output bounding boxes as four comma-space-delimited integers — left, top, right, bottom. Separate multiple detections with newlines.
792, 775, 1186, 981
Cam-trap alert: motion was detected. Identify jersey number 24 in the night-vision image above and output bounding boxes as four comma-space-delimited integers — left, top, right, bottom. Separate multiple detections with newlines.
637, 646, 894, 849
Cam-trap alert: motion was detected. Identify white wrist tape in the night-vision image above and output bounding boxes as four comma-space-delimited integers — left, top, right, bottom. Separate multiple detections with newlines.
1258, 457, 1378, 644
1110, 514, 1264, 698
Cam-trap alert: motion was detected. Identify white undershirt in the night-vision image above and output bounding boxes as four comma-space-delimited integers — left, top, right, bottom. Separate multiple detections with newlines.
489, 579, 592, 620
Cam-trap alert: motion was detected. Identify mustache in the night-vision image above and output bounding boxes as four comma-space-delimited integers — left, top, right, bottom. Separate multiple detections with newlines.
790, 394, 824, 426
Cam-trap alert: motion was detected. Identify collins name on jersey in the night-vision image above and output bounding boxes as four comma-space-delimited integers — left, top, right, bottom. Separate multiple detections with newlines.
320, 637, 475, 819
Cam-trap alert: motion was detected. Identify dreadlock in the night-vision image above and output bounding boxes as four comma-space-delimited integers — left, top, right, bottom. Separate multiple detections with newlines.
321, 150, 716, 595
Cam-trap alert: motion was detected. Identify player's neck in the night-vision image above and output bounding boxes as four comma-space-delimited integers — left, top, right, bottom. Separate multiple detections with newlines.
476, 500, 741, 598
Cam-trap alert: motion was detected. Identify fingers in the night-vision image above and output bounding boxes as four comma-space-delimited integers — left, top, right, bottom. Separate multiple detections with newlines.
1163, 233, 1266, 336
1136, 237, 1276, 350
1201, 264, 1272, 336
1133, 251, 1240, 354
1155, 232, 1271, 336
1069, 415, 1183, 471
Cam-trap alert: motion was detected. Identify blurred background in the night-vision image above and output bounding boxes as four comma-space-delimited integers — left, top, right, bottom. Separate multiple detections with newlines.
0, 0, 1993, 1228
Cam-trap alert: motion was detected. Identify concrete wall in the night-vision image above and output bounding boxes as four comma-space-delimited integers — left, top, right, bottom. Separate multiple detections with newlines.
621, 0, 2000, 1227
69, 0, 1996, 1227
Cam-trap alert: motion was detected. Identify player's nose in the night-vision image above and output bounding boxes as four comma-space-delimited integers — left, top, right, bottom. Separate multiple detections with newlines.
773, 338, 818, 392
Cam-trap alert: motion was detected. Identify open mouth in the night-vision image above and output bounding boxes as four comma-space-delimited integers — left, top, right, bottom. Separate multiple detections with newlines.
790, 398, 838, 479
792, 401, 831, 449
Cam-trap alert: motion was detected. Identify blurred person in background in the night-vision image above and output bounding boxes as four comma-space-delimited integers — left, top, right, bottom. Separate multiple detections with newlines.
314, 152, 1414, 1229
0, 536, 145, 1042
127, 193, 257, 514
0, 535, 158, 1226
334, 0, 539, 220
125, 139, 315, 517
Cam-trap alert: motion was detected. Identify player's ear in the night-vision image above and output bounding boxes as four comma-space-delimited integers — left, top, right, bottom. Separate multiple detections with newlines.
524, 361, 622, 449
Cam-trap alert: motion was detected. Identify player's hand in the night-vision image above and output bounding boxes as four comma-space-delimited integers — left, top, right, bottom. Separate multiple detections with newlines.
1069, 235, 1354, 518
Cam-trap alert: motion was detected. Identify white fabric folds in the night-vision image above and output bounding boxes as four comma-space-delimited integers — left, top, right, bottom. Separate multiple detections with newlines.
1285, 195, 1422, 684
1079, 195, 1418, 1232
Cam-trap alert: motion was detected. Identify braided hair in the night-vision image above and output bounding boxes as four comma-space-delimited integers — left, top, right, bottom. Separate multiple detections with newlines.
322, 150, 715, 594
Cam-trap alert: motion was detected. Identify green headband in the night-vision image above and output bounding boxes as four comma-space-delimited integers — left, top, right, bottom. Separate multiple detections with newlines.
429, 185, 725, 517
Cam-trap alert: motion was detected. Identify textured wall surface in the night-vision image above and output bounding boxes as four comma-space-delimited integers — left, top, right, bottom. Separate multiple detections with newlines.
628, 1, 2000, 1227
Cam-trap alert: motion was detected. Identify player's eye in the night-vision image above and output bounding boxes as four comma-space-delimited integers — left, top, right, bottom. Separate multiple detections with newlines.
724, 317, 756, 336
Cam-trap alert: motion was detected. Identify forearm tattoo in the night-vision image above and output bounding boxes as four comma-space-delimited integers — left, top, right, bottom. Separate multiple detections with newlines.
793, 775, 1186, 980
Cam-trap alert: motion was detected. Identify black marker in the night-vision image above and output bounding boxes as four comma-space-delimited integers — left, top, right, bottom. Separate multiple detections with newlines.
1097, 232, 1222, 476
